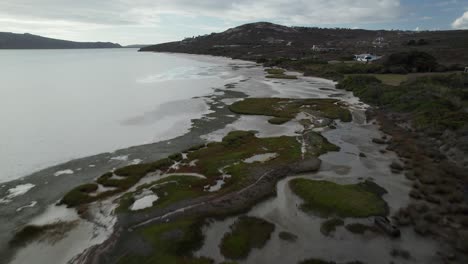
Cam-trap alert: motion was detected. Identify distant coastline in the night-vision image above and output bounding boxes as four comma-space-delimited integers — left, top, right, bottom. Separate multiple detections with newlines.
0, 32, 121, 49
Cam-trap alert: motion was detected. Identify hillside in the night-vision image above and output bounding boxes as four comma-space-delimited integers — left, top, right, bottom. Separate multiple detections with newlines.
0, 32, 121, 49
140, 22, 468, 65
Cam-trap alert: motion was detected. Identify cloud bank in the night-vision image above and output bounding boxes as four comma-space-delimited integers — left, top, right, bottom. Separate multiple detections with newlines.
1, 0, 434, 44
1, 0, 402, 26
452, 11, 468, 29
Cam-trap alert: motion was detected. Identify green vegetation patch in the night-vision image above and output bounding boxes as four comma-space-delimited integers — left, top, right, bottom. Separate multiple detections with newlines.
220, 216, 275, 260
264, 57, 384, 81
229, 98, 352, 123
384, 51, 438, 73
61, 158, 174, 207
97, 158, 173, 191
265, 68, 298, 79
61, 183, 99, 207
188, 131, 303, 191
266, 74, 298, 79
268, 117, 292, 125
337, 73, 468, 132
118, 218, 210, 264
186, 144, 207, 152
303, 131, 341, 156
345, 73, 408, 86
290, 179, 388, 218
264, 51, 443, 82
10, 221, 78, 247
265, 68, 286, 75
168, 153, 184, 162
320, 218, 344, 236
63, 130, 337, 209
118, 175, 207, 212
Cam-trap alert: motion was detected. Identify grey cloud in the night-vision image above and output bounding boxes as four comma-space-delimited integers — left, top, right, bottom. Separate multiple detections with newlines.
0, 0, 402, 44
1, 0, 401, 26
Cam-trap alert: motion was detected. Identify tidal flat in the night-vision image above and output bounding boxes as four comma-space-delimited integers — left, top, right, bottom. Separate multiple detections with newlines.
1, 53, 446, 264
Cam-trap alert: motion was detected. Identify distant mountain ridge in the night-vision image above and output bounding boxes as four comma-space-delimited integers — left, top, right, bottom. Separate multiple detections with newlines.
140, 22, 468, 64
0, 32, 121, 49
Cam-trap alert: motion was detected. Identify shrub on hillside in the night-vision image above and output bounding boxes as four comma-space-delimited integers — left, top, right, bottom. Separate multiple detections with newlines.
384, 51, 438, 72
335, 75, 382, 91
387, 66, 409, 74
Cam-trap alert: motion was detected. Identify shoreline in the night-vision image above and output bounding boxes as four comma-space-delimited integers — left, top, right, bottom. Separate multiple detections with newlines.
0, 50, 256, 184
4, 50, 464, 263
0, 53, 261, 262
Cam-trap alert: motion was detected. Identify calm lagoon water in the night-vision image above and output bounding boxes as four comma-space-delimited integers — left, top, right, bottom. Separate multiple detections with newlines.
0, 49, 236, 183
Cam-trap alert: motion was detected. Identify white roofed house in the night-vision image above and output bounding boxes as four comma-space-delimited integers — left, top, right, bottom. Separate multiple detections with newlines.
354, 54, 382, 63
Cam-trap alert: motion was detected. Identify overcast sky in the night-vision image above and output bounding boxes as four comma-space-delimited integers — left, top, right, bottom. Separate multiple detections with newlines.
1, 0, 467, 45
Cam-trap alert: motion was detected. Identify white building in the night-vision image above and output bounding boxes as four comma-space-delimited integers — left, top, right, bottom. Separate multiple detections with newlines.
354, 54, 382, 62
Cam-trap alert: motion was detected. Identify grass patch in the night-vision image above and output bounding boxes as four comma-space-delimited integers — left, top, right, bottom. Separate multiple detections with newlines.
10, 225, 54, 247
10, 222, 77, 247
145, 176, 205, 210
185, 144, 206, 152
118, 175, 207, 213
188, 131, 305, 191
268, 117, 292, 125
320, 218, 344, 236
265, 68, 286, 75
118, 218, 209, 264
220, 216, 275, 260
114, 158, 173, 178
61, 158, 173, 207
229, 98, 352, 123
98, 158, 173, 190
199, 130, 335, 192
63, 130, 337, 208
60, 183, 98, 207
169, 153, 184, 162
347, 74, 408, 86
303, 131, 341, 156
371, 74, 408, 86
266, 74, 298, 79
301, 62, 385, 81
289, 179, 388, 218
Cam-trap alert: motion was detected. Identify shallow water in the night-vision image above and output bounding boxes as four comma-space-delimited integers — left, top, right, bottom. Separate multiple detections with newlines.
196, 78, 441, 264
0, 49, 243, 183
198, 122, 440, 263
